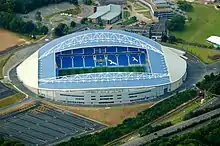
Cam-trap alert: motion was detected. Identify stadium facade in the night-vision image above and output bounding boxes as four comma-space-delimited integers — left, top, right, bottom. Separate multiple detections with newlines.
17, 30, 187, 106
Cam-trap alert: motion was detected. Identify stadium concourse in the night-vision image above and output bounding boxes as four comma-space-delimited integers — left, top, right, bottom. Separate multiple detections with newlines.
17, 30, 187, 106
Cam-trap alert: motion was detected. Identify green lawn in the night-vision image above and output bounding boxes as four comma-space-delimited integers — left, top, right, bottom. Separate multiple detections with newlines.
162, 101, 201, 124
0, 93, 25, 108
59, 66, 146, 76
122, 16, 138, 25
162, 42, 220, 64
0, 53, 13, 79
123, 11, 131, 19
171, 4, 220, 45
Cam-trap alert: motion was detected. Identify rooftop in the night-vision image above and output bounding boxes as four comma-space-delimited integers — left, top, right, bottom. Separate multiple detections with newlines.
98, 0, 126, 5
17, 30, 186, 90
152, 0, 168, 4
139, 0, 171, 12
207, 36, 220, 46
88, 4, 121, 20
37, 30, 170, 90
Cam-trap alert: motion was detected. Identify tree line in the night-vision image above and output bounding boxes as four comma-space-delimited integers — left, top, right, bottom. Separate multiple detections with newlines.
0, 136, 24, 146
57, 90, 197, 146
148, 120, 220, 146
54, 20, 77, 37
0, 11, 48, 35
177, 0, 193, 12
168, 15, 186, 32
0, 0, 80, 36
0, 0, 78, 14
196, 73, 220, 95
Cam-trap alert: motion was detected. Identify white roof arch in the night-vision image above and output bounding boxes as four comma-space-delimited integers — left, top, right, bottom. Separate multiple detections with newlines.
39, 30, 163, 60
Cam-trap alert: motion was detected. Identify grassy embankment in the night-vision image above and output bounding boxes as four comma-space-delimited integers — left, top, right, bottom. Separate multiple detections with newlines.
0, 93, 26, 108
167, 4, 220, 64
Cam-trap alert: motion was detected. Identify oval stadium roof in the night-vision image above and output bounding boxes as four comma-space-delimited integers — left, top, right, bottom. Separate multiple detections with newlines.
39, 29, 163, 60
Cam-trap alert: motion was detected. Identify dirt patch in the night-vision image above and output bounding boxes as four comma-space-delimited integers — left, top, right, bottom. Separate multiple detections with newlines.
0, 29, 26, 52
50, 102, 154, 126
208, 54, 220, 60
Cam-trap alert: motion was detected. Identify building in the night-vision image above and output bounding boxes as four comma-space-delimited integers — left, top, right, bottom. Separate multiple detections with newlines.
139, 0, 184, 19
122, 18, 167, 40
17, 30, 187, 106
98, 0, 126, 6
150, 17, 167, 40
152, 0, 169, 8
88, 4, 122, 24
207, 36, 220, 49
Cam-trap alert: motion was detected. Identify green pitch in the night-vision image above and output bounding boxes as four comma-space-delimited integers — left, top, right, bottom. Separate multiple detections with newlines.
58, 66, 146, 76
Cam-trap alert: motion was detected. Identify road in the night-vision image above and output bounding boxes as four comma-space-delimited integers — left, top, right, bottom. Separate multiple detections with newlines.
194, 95, 220, 112
121, 108, 220, 146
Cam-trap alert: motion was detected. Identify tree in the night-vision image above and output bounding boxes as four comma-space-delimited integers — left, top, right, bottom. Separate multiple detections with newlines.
168, 35, 177, 44
70, 21, 76, 27
54, 23, 69, 37
39, 25, 49, 34
0, 136, 24, 146
9, 18, 22, 32
168, 15, 185, 31
0, 8, 48, 35
80, 18, 87, 24
177, 1, 193, 12
161, 34, 168, 42
35, 11, 42, 21
69, 0, 78, 5
83, 0, 92, 5
22, 20, 36, 33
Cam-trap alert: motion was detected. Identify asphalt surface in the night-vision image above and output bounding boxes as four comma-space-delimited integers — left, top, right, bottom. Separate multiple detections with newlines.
0, 82, 15, 99
121, 108, 220, 146
9, 67, 37, 98
0, 103, 106, 146
194, 96, 220, 112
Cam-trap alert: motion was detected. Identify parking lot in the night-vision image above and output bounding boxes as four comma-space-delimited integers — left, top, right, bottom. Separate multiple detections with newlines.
0, 103, 106, 145
0, 82, 15, 99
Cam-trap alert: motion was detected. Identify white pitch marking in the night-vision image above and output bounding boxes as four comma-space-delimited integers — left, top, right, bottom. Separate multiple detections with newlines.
108, 59, 117, 65
132, 57, 138, 62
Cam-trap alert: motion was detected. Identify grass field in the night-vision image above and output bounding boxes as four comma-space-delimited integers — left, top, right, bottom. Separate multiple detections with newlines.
134, 3, 147, 11
0, 93, 26, 108
59, 66, 146, 76
0, 53, 13, 79
54, 102, 153, 126
171, 4, 220, 45
0, 29, 26, 51
162, 43, 220, 64
162, 101, 201, 124
123, 11, 131, 19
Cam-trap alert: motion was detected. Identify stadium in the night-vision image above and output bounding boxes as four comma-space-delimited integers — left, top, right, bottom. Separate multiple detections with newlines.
17, 30, 187, 106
